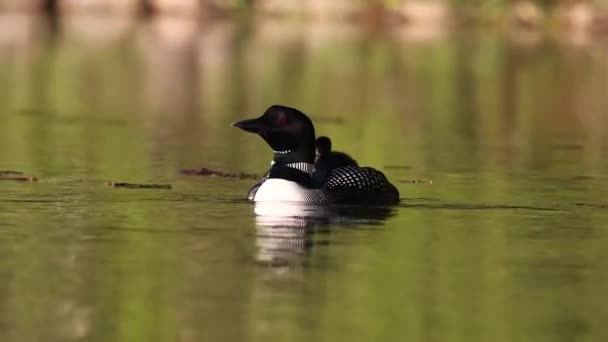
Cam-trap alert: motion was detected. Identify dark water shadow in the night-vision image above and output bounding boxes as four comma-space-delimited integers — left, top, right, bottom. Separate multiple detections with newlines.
551, 143, 585, 151
399, 199, 560, 212
574, 203, 608, 209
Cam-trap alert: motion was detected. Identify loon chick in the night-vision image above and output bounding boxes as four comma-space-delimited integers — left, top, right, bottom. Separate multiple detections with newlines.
315, 136, 358, 166
315, 136, 332, 161
233, 105, 399, 205
312, 136, 358, 187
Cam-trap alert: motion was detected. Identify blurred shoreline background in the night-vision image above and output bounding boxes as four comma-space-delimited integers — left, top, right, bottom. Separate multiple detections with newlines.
2, 5, 605, 256
1, 0, 608, 35
1, 0, 607, 178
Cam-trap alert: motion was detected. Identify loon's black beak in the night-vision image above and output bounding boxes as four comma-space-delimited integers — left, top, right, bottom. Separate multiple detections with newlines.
232, 117, 266, 134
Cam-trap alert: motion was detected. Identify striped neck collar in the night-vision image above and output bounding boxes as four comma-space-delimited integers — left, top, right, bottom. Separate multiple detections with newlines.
270, 160, 314, 176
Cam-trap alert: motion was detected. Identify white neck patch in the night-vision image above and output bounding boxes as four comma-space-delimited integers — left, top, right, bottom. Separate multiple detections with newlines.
270, 160, 314, 176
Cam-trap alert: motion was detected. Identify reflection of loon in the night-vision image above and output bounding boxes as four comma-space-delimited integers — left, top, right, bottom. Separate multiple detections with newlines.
233, 105, 399, 205
254, 202, 395, 269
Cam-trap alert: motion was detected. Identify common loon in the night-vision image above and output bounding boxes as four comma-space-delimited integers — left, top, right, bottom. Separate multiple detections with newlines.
233, 105, 400, 205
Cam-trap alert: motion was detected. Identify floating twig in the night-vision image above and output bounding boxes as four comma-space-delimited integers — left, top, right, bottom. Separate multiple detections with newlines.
0, 176, 38, 182
180, 168, 259, 180
0, 170, 24, 175
105, 182, 172, 189
399, 179, 432, 184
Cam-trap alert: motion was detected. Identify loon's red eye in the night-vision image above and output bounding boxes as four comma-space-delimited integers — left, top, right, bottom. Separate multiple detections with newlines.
279, 115, 287, 126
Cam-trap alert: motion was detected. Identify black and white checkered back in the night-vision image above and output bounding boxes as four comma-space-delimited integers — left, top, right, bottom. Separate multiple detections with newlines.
324, 166, 388, 191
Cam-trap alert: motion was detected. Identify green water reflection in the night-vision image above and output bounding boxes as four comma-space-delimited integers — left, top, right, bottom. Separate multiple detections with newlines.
1, 16, 608, 342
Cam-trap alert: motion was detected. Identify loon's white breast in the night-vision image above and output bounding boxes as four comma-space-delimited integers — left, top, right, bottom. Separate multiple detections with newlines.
252, 179, 311, 202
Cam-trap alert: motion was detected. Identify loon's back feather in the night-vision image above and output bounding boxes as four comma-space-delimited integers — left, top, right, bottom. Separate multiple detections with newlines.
322, 166, 400, 205
252, 165, 399, 205
324, 166, 387, 191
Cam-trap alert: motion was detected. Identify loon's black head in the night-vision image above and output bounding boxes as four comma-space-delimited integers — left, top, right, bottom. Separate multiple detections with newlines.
233, 105, 316, 164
